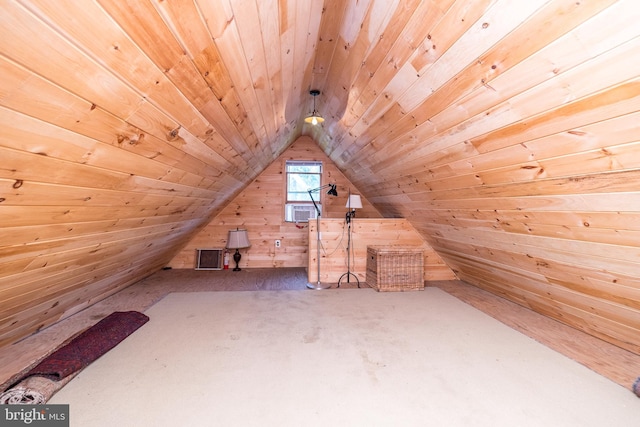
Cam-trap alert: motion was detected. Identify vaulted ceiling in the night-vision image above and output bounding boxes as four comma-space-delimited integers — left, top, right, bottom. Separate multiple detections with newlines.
1, 1, 640, 356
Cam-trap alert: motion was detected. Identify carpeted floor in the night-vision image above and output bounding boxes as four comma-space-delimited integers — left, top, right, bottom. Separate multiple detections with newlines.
50, 288, 640, 426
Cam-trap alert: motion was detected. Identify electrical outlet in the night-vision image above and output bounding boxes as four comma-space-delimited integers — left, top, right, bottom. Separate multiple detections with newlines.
275, 240, 281, 248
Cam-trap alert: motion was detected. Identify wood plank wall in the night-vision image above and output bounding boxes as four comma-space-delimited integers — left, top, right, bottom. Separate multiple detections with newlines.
170, 136, 411, 269
0, 0, 268, 347
1, 0, 640, 358
321, 1, 640, 355
308, 218, 457, 284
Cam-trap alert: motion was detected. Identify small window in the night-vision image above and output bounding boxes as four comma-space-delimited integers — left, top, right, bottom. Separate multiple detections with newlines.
285, 161, 322, 221
286, 161, 322, 202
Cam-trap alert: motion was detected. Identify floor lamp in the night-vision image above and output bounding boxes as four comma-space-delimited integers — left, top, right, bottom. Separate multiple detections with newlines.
307, 183, 338, 290
338, 192, 362, 288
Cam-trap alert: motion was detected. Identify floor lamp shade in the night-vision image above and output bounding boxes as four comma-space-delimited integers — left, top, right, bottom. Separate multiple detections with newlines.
346, 194, 362, 209
226, 229, 250, 271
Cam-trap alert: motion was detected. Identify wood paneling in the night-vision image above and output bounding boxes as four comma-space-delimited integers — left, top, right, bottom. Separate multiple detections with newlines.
307, 218, 456, 285
169, 136, 392, 269
0, 0, 639, 357
329, 0, 640, 355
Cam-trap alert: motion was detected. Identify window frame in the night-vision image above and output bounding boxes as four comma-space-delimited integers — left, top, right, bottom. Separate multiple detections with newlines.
284, 160, 323, 222
285, 160, 323, 204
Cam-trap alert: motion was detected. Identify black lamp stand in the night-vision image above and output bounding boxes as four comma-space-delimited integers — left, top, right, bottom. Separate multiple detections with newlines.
233, 249, 242, 271
338, 209, 360, 288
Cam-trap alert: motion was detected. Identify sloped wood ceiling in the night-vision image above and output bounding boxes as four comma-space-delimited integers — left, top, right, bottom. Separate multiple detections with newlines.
1, 1, 639, 353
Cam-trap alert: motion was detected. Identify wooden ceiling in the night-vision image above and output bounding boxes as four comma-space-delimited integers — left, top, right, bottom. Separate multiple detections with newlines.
1, 1, 640, 356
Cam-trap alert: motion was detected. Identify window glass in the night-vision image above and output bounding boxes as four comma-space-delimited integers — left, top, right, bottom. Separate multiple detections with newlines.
286, 161, 322, 202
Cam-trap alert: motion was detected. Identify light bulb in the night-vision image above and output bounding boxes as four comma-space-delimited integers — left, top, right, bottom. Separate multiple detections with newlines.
311, 116, 318, 125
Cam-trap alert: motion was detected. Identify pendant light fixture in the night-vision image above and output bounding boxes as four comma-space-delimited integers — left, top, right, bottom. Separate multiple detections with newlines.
304, 89, 324, 125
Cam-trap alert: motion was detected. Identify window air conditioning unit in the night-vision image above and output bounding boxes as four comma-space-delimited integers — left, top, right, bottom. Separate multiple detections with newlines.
195, 248, 224, 270
285, 204, 320, 222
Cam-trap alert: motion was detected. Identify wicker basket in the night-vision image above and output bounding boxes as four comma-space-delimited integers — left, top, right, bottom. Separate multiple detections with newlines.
366, 246, 424, 292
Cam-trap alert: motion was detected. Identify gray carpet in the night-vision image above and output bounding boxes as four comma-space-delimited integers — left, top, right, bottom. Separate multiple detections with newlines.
49, 288, 640, 426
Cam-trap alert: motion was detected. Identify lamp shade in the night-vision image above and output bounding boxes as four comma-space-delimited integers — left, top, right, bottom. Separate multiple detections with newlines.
304, 114, 324, 125
304, 89, 324, 125
346, 195, 362, 209
226, 229, 250, 249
